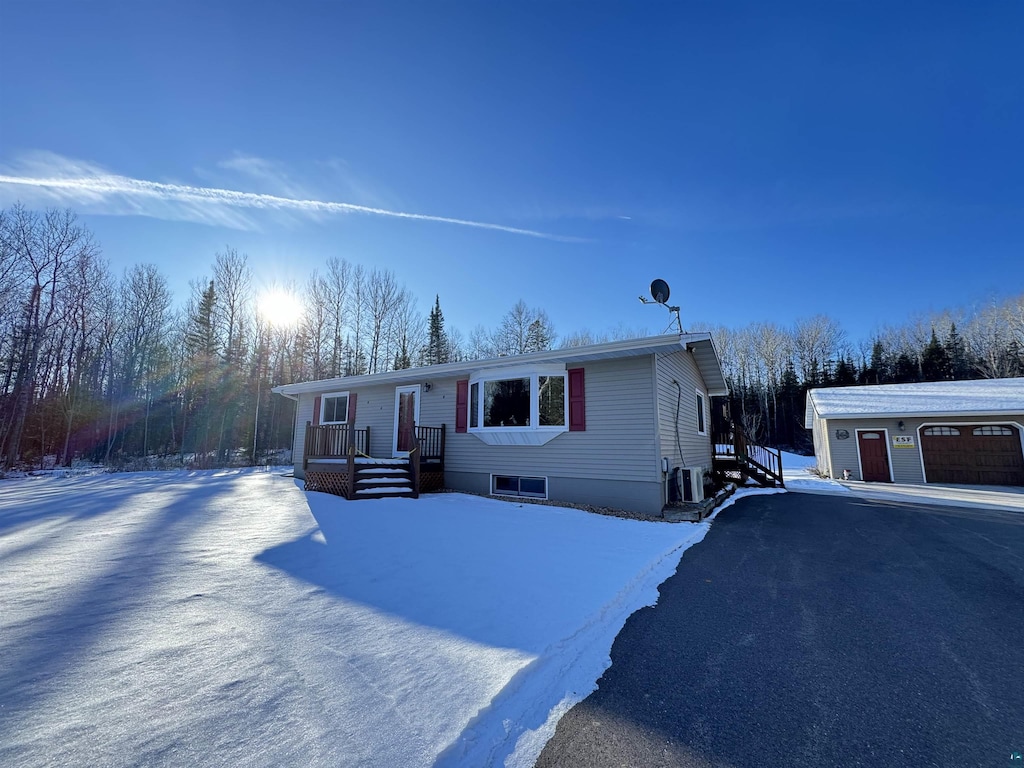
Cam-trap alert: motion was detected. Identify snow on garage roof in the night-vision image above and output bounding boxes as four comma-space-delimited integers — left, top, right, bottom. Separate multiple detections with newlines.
805, 377, 1024, 425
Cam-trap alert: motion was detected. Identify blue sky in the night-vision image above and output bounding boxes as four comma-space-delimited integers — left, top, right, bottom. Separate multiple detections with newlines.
1, 1, 1022, 344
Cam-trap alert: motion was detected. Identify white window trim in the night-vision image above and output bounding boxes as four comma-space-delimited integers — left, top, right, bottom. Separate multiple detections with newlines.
468, 364, 569, 446
695, 388, 708, 436
392, 385, 422, 458
320, 391, 350, 425
490, 473, 549, 500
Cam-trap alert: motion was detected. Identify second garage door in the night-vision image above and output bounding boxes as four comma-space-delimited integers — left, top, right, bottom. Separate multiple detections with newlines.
921, 424, 1024, 486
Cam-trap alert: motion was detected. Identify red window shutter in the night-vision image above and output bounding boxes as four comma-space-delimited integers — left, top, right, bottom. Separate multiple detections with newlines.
455, 379, 469, 433
347, 393, 357, 424
312, 395, 322, 426
568, 368, 586, 431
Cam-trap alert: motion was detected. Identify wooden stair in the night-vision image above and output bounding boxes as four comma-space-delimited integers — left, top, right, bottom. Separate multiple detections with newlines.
714, 454, 783, 488
352, 458, 416, 500
713, 428, 785, 488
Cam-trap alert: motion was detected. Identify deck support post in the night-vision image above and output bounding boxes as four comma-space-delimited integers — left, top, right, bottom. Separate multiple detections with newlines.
346, 445, 355, 500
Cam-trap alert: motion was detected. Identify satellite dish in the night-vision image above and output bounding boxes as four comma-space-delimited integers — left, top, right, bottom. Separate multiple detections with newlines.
650, 279, 670, 304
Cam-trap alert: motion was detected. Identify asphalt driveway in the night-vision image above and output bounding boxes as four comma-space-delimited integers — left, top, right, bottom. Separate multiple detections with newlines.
536, 492, 1024, 768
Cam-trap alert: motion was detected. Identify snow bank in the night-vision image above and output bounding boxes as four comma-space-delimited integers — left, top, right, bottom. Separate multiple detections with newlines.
0, 469, 715, 768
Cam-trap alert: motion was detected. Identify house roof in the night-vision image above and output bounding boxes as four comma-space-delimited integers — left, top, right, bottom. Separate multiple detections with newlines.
272, 333, 729, 398
805, 377, 1024, 427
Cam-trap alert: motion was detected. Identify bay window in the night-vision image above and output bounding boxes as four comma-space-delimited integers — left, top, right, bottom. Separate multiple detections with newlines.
467, 365, 568, 445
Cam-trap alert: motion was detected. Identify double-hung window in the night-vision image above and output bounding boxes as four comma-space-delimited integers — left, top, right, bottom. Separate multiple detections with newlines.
320, 392, 350, 424
695, 389, 707, 435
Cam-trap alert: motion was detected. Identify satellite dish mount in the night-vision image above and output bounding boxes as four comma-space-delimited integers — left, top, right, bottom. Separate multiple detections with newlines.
638, 278, 683, 334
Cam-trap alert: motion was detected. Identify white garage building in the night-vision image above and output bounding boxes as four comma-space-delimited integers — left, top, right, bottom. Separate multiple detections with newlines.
805, 377, 1024, 486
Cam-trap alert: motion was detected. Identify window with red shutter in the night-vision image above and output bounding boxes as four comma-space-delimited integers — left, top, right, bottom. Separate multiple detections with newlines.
312, 395, 322, 426
347, 393, 358, 424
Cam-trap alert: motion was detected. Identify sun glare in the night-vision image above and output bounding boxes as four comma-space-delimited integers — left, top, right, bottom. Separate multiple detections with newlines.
258, 288, 303, 328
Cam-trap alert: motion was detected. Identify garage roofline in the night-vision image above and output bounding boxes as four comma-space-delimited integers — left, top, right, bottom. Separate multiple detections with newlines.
823, 409, 1024, 420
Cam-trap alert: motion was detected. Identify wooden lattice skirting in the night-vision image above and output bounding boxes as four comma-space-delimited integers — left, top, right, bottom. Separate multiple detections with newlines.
419, 471, 444, 493
305, 470, 351, 498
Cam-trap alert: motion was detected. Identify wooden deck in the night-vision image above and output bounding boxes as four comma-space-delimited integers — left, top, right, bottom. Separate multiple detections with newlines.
303, 423, 446, 499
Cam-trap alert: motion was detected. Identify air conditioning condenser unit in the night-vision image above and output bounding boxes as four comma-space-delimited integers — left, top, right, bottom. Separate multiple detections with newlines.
680, 466, 705, 503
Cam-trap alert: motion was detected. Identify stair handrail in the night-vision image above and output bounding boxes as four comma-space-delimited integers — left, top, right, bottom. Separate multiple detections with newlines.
346, 444, 356, 500
409, 426, 421, 499
717, 421, 784, 487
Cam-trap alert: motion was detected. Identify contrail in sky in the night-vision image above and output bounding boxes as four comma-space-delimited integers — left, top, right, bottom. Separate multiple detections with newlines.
0, 157, 582, 242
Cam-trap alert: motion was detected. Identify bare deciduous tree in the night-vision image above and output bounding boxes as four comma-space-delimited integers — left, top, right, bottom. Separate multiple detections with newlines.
1, 206, 97, 467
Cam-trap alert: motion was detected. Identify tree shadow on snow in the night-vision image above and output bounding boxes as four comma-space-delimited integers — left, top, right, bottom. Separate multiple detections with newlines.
0, 471, 248, 535
255, 490, 655, 655
0, 474, 252, 729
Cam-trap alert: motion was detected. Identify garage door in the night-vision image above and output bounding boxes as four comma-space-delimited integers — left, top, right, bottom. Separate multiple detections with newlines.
921, 425, 1024, 486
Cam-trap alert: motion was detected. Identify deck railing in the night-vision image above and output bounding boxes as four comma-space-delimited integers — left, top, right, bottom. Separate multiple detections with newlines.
415, 424, 446, 465
304, 423, 371, 468
712, 427, 783, 487
744, 443, 784, 485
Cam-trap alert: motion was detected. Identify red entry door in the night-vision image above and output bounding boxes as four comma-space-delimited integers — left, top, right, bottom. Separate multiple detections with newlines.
858, 431, 891, 482
396, 390, 417, 453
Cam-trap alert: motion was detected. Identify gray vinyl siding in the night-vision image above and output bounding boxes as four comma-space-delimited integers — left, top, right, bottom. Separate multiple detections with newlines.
444, 470, 664, 516
812, 414, 829, 475
821, 414, 1024, 483
293, 355, 660, 483
825, 418, 918, 483
442, 355, 660, 483
654, 350, 713, 472
292, 393, 316, 476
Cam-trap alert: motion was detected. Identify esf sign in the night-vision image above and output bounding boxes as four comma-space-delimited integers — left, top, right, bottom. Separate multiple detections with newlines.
892, 435, 916, 449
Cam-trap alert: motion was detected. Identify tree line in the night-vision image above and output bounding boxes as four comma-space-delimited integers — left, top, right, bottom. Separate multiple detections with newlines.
1, 203, 1021, 469
0, 205, 560, 470
695, 302, 1024, 451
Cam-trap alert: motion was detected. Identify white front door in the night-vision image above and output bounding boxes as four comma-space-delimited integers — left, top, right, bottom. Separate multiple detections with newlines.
393, 385, 421, 457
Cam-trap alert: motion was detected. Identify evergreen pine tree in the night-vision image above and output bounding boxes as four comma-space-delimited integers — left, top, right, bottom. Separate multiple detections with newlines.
805, 357, 821, 387
921, 328, 952, 381
833, 356, 857, 386
183, 281, 219, 463
893, 352, 919, 383
944, 323, 972, 380
185, 281, 218, 358
1002, 339, 1023, 377
423, 295, 450, 366
393, 333, 412, 370
777, 361, 803, 448
869, 340, 887, 384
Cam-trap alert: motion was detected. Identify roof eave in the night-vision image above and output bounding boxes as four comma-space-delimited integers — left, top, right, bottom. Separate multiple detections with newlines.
272, 333, 713, 397
685, 337, 729, 397
819, 409, 1024, 420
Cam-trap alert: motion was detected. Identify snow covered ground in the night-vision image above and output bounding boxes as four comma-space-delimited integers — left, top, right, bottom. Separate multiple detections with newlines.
778, 450, 851, 494
0, 468, 767, 768
778, 449, 1024, 510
